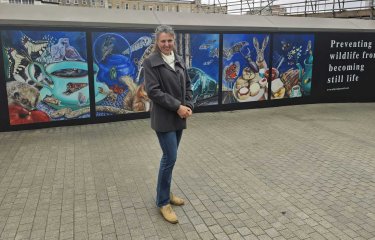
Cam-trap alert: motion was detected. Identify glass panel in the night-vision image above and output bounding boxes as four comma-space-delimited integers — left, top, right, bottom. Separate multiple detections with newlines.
1, 30, 90, 125
186, 33, 220, 106
222, 33, 270, 104
271, 34, 315, 99
91, 32, 153, 116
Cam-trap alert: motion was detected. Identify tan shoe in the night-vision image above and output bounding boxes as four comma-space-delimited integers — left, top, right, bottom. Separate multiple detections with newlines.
160, 204, 178, 224
170, 193, 185, 206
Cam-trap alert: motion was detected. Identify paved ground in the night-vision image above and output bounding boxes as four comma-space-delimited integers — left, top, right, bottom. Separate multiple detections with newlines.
1, 102, 375, 240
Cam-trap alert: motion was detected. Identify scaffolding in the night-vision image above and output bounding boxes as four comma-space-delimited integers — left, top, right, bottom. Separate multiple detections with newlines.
201, 0, 374, 19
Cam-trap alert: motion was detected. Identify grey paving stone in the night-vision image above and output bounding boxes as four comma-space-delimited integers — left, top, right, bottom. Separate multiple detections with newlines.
185, 231, 200, 240
257, 234, 272, 240
75, 231, 89, 240
198, 230, 215, 240
223, 225, 238, 235
1, 103, 375, 240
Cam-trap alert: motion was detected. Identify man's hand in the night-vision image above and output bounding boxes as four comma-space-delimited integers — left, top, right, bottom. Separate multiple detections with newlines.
177, 105, 193, 119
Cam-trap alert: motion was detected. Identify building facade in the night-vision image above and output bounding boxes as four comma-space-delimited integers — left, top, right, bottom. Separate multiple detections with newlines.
1, 0, 36, 4
106, 0, 190, 11
1, 0, 227, 12
104, 0, 226, 13
55, 0, 105, 7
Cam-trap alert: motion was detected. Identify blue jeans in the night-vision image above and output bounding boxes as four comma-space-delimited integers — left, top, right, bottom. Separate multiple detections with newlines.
155, 130, 183, 207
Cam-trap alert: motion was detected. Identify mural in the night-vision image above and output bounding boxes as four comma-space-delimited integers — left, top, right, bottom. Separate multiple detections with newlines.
92, 32, 153, 116
271, 34, 315, 99
186, 33, 219, 106
1, 30, 90, 125
222, 34, 270, 104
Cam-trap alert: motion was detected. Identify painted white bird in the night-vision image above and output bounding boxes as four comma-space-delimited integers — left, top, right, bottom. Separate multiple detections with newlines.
51, 38, 84, 62
51, 38, 68, 62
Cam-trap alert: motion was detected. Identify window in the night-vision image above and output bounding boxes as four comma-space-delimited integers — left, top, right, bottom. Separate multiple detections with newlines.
176, 6, 179, 12
142, 5, 145, 10
133, 4, 136, 10
156, 5, 159, 11
100, 0, 103, 5
125, 3, 128, 9
149, 6, 153, 11
116, 4, 120, 8
66, 0, 70, 4
74, 0, 78, 4
82, 0, 87, 4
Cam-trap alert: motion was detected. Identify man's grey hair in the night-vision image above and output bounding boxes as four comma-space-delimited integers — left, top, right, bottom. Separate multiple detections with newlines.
153, 25, 176, 53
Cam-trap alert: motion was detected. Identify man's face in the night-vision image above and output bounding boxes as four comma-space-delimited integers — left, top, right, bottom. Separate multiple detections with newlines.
157, 33, 175, 55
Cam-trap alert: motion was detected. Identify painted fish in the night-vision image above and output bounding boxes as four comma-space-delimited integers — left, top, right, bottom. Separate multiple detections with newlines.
137, 44, 153, 69
223, 41, 249, 60
43, 95, 61, 106
209, 48, 219, 58
203, 59, 214, 65
63, 82, 88, 95
232, 41, 249, 52
223, 61, 240, 82
135, 44, 154, 83
199, 44, 211, 50
123, 36, 152, 55
101, 36, 115, 61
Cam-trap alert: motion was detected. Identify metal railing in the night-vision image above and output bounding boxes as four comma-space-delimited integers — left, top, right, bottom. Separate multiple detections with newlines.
205, 0, 374, 18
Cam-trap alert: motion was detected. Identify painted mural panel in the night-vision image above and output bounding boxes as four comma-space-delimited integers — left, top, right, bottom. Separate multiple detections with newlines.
1, 30, 90, 125
92, 32, 152, 116
271, 34, 314, 99
186, 33, 219, 106
222, 34, 270, 104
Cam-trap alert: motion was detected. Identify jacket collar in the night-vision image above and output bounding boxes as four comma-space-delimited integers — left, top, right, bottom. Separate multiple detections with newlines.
148, 51, 185, 70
